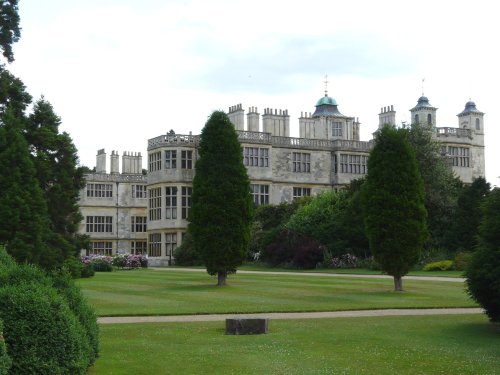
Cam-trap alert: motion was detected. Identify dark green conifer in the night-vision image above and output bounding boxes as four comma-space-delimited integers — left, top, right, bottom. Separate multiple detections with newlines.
362, 125, 427, 291
0, 0, 20, 63
26, 98, 87, 260
189, 111, 253, 286
465, 188, 500, 322
450, 177, 490, 252
0, 109, 50, 265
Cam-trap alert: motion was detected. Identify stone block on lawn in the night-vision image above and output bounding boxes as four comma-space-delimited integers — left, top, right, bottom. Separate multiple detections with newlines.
225, 318, 268, 335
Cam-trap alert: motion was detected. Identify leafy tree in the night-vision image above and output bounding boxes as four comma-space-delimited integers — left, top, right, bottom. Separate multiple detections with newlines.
173, 231, 203, 266
406, 122, 461, 250
286, 190, 349, 255
0, 66, 32, 116
0, 0, 20, 63
449, 177, 490, 252
255, 200, 304, 232
189, 111, 253, 286
338, 178, 370, 257
0, 109, 50, 265
25, 98, 87, 259
362, 125, 427, 291
465, 188, 500, 322
250, 200, 304, 263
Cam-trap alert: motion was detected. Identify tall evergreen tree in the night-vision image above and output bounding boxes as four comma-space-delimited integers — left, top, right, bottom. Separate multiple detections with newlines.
0, 66, 32, 116
26, 98, 87, 258
0, 26, 86, 268
406, 122, 461, 250
362, 125, 427, 291
465, 188, 500, 322
0, 108, 50, 265
190, 111, 253, 286
0, 0, 20, 63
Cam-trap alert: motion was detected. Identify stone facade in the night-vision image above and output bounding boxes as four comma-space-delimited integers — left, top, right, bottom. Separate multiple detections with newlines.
78, 149, 148, 257
407, 96, 485, 182
78, 93, 485, 266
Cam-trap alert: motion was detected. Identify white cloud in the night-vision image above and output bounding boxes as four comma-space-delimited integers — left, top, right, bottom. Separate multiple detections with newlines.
7, 0, 500, 186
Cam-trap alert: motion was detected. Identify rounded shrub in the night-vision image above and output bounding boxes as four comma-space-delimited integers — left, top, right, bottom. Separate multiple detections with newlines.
81, 263, 95, 278
63, 255, 84, 278
92, 258, 113, 272
0, 319, 12, 375
112, 253, 128, 268
51, 271, 100, 365
423, 260, 454, 271
263, 229, 325, 269
0, 247, 99, 373
0, 283, 88, 374
0, 261, 51, 288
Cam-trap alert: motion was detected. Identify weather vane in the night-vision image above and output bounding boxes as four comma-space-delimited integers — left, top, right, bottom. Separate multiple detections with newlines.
324, 74, 329, 96
422, 78, 425, 96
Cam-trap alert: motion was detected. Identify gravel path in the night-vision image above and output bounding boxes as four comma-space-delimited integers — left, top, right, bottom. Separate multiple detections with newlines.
98, 308, 483, 324
150, 267, 466, 283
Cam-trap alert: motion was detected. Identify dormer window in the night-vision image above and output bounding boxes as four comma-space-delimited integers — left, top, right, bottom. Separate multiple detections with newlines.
332, 122, 342, 137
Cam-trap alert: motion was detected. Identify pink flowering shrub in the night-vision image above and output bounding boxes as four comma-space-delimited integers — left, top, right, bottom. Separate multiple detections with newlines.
81, 253, 148, 271
328, 253, 359, 268
112, 253, 148, 269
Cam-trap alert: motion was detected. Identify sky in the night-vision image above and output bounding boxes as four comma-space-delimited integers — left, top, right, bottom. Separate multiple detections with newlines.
9, 0, 500, 187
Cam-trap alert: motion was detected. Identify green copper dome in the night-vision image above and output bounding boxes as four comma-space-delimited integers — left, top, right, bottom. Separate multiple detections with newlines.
315, 95, 338, 106
312, 94, 345, 117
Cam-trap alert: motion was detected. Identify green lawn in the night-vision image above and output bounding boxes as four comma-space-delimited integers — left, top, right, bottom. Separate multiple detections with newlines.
77, 269, 475, 317
88, 314, 499, 375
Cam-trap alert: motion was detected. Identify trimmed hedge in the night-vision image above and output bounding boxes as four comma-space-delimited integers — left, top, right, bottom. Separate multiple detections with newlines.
0, 320, 11, 375
51, 271, 100, 365
0, 283, 88, 374
0, 247, 99, 374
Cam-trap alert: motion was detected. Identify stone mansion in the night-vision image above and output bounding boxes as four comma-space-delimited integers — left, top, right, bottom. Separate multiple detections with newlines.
78, 93, 485, 265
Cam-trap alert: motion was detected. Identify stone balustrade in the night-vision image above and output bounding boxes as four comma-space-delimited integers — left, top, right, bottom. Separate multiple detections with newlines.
436, 127, 472, 139
148, 131, 373, 153
84, 173, 146, 182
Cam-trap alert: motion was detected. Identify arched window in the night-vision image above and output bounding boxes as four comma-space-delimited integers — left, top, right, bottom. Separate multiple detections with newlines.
414, 114, 419, 124
475, 118, 480, 130
427, 114, 432, 125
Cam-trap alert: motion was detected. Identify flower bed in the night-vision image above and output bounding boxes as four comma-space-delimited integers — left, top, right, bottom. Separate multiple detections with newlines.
81, 253, 148, 272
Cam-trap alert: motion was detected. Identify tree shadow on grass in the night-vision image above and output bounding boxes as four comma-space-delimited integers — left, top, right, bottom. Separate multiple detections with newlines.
441, 319, 500, 339
169, 283, 238, 292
